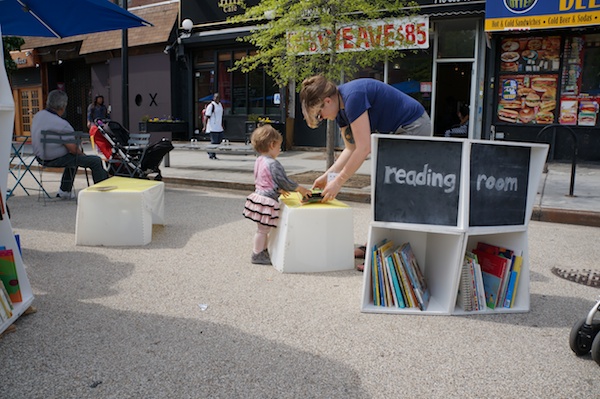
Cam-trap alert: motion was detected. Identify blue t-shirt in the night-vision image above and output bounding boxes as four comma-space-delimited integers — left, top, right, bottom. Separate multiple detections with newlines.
336, 79, 425, 133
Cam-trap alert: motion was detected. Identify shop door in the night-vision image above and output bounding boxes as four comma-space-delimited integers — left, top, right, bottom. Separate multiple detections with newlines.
433, 62, 472, 136
12, 86, 43, 139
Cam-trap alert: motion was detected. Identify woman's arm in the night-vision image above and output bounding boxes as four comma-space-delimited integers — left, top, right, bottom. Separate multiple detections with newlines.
321, 111, 371, 201
312, 126, 355, 189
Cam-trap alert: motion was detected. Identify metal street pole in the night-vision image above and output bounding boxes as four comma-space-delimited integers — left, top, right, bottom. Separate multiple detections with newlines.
121, 0, 129, 130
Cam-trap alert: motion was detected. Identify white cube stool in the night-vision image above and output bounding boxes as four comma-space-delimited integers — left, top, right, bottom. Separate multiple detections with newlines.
76, 176, 165, 246
268, 193, 354, 273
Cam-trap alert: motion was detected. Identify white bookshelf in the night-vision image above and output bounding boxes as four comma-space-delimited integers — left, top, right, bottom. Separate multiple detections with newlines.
361, 135, 548, 315
0, 32, 35, 334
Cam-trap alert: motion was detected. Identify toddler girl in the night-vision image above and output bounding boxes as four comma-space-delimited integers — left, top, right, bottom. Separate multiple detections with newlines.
243, 125, 311, 265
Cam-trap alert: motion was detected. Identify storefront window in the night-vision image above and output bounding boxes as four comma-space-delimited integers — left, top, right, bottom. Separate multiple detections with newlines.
580, 34, 600, 96
436, 19, 476, 59
248, 68, 264, 116
388, 52, 433, 113
265, 73, 280, 117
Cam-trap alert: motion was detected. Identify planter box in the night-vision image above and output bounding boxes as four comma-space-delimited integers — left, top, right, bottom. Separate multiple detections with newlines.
139, 121, 189, 141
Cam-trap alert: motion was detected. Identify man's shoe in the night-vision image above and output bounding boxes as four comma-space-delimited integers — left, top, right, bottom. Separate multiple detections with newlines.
251, 249, 272, 265
56, 189, 76, 200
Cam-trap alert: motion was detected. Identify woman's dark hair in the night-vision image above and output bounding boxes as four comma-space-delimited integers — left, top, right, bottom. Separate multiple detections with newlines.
93, 95, 104, 106
458, 104, 469, 118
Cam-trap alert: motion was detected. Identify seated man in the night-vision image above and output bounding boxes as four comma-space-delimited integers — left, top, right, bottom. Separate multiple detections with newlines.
31, 89, 109, 199
444, 104, 469, 138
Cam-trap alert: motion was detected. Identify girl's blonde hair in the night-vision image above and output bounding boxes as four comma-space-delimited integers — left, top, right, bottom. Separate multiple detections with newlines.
251, 124, 282, 153
299, 75, 338, 129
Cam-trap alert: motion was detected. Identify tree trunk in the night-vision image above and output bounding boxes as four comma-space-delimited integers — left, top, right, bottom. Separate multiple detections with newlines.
326, 120, 335, 168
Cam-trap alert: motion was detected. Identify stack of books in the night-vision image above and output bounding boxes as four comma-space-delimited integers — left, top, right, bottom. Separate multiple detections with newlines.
371, 239, 430, 310
457, 242, 523, 311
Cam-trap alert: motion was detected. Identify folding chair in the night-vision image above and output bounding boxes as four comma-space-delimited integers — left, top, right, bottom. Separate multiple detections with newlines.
7, 136, 50, 199
39, 130, 91, 204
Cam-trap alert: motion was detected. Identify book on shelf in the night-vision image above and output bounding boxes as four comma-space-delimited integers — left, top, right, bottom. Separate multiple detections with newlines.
382, 242, 406, 308
0, 279, 13, 311
457, 255, 475, 311
378, 240, 396, 307
399, 243, 430, 310
457, 251, 487, 312
385, 255, 405, 308
372, 239, 389, 307
476, 242, 514, 259
0, 281, 13, 321
371, 246, 381, 307
392, 251, 417, 308
472, 255, 487, 311
0, 249, 22, 303
503, 254, 523, 308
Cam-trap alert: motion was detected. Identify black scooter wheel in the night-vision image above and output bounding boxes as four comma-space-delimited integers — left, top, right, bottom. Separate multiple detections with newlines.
591, 330, 600, 366
570, 318, 600, 356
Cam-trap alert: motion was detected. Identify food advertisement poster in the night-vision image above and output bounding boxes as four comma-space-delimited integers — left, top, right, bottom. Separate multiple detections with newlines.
578, 99, 599, 126
486, 1, 600, 32
497, 74, 557, 125
500, 36, 561, 73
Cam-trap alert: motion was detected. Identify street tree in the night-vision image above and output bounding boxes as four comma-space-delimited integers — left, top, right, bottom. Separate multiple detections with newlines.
3, 37, 25, 75
228, 0, 421, 167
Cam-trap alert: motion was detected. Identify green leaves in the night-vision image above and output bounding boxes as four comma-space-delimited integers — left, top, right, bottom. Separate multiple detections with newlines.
3, 36, 25, 75
227, 0, 417, 88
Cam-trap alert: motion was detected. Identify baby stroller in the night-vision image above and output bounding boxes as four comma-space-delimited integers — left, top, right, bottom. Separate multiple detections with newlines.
90, 119, 173, 180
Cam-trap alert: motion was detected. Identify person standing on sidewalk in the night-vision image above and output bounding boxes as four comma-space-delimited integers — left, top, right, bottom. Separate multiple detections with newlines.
204, 93, 224, 160
87, 95, 109, 130
243, 125, 312, 265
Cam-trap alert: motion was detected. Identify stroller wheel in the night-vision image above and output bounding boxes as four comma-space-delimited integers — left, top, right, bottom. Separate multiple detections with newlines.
570, 318, 600, 356
592, 331, 600, 366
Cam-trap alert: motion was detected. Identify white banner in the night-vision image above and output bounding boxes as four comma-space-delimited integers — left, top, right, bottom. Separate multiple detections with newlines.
287, 16, 429, 55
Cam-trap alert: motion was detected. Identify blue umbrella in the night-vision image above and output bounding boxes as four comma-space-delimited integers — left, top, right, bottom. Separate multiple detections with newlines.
0, 0, 151, 38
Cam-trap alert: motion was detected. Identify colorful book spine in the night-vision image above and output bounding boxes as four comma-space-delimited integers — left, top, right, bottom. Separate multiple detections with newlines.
393, 252, 416, 308
0, 249, 22, 303
386, 255, 405, 308
504, 255, 523, 308
372, 246, 380, 307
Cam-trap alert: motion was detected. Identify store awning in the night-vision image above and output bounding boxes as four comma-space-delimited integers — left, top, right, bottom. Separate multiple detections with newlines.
485, 1, 600, 32
413, 0, 485, 17
20, 3, 177, 55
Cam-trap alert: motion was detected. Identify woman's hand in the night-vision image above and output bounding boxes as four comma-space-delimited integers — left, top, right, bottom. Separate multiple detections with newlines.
321, 177, 343, 202
312, 173, 328, 190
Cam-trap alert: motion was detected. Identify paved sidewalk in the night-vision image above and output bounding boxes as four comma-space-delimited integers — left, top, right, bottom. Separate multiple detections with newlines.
8, 140, 600, 226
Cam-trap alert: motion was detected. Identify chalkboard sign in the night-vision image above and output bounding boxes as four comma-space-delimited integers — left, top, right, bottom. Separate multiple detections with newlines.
374, 138, 463, 225
469, 143, 530, 226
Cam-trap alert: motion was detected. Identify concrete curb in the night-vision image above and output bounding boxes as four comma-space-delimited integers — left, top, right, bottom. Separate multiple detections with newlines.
532, 206, 600, 227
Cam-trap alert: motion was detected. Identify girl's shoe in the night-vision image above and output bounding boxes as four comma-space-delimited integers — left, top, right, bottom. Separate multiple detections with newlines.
251, 249, 271, 265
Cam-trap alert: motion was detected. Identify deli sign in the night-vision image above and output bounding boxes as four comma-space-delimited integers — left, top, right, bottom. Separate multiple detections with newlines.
486, 0, 600, 31
287, 17, 429, 55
